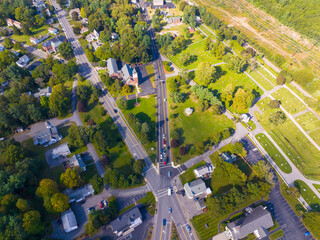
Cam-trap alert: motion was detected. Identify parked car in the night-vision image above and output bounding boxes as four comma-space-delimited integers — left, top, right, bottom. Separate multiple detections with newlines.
87, 207, 94, 213
103, 200, 108, 207
164, 98, 166, 102
163, 134, 165, 139
186, 225, 191, 232
181, 190, 185, 196
305, 231, 310, 236
98, 202, 103, 209
169, 208, 172, 213
194, 197, 199, 201
168, 171, 171, 177
163, 219, 166, 226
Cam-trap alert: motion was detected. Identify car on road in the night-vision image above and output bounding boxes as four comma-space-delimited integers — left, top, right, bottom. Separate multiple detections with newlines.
168, 187, 172, 195
181, 190, 185, 196
103, 200, 108, 207
163, 219, 166, 226
163, 149, 166, 155
160, 154, 163, 160
194, 197, 199, 201
164, 98, 166, 102
169, 208, 172, 213
168, 171, 171, 177
163, 140, 166, 145
98, 201, 103, 209
163, 161, 167, 165
163, 134, 165, 139
186, 225, 191, 232
113, 109, 117, 113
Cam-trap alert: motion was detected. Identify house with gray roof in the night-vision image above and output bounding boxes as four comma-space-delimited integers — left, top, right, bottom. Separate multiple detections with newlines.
106, 58, 139, 86
67, 154, 86, 171
111, 207, 142, 237
221, 152, 237, 163
226, 206, 274, 240
33, 126, 62, 146
16, 55, 30, 68
65, 184, 94, 203
51, 143, 71, 159
194, 164, 214, 179
184, 178, 211, 199
34, 87, 52, 98
61, 208, 78, 233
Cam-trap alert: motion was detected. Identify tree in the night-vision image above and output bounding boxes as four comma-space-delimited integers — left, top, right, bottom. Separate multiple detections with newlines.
268, 99, 280, 108
195, 62, 217, 86
21, 24, 31, 35
1, 193, 18, 210
49, 84, 70, 116
22, 211, 44, 234
36, 179, 59, 199
80, 7, 87, 18
100, 154, 110, 166
71, 11, 79, 21
60, 168, 83, 189
179, 146, 187, 156
287, 186, 300, 199
276, 75, 286, 85
169, 92, 184, 103
171, 139, 180, 148
233, 142, 246, 156
179, 52, 197, 66
179, 1, 188, 11
3, 38, 13, 49
171, 129, 180, 139
116, 97, 128, 110
68, 125, 85, 148
90, 174, 104, 194
133, 159, 146, 175
16, 198, 31, 212
58, 42, 74, 60
12, 25, 22, 36
4, 144, 26, 165
41, 7, 48, 19
232, 88, 255, 111
269, 111, 286, 125
252, 160, 274, 185
50, 193, 70, 213
77, 101, 87, 112
198, 99, 210, 112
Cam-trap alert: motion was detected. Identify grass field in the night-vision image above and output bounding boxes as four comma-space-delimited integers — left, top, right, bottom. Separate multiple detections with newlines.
255, 133, 292, 173
169, 91, 235, 163
198, 24, 216, 39
167, 39, 219, 70
137, 192, 156, 215
122, 96, 157, 162
269, 229, 284, 240
257, 65, 277, 85
145, 64, 156, 87
296, 111, 320, 146
313, 184, 320, 194
256, 97, 320, 180
294, 180, 320, 211
11, 25, 51, 45
248, 69, 274, 91
272, 87, 306, 115
179, 160, 206, 185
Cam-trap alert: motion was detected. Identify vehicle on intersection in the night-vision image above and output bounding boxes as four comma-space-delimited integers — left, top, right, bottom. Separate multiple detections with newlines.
169, 207, 172, 213
186, 225, 191, 232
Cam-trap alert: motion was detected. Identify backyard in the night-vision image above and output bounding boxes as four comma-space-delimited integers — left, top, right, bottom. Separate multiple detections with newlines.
10, 25, 51, 45
179, 160, 207, 185
255, 133, 292, 174
122, 96, 157, 162
256, 97, 320, 180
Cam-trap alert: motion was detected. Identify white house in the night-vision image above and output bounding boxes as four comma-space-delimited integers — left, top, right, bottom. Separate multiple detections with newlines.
92, 40, 102, 51
194, 164, 214, 179
51, 143, 71, 159
16, 55, 30, 68
34, 87, 52, 98
48, 27, 59, 35
86, 29, 99, 42
153, 0, 164, 6
61, 209, 78, 233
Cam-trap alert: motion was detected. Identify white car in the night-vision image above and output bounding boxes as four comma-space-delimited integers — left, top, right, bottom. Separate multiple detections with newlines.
164, 98, 166, 102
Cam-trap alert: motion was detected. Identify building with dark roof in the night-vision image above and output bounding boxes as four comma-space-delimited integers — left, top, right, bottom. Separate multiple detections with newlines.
33, 125, 62, 146
42, 35, 66, 53
110, 207, 142, 237
226, 206, 274, 240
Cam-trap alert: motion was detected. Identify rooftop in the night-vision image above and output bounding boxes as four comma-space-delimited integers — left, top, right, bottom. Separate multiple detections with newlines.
110, 207, 142, 234
61, 209, 78, 233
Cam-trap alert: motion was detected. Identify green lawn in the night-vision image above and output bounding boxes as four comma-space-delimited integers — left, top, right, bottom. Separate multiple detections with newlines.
198, 24, 216, 39
272, 87, 306, 115
269, 229, 284, 240
255, 133, 292, 173
296, 111, 320, 146
11, 25, 51, 45
248, 69, 274, 91
119, 204, 135, 214
256, 97, 320, 180
167, 39, 219, 70
294, 180, 320, 211
257, 66, 277, 85
179, 160, 206, 185
313, 184, 320, 194
145, 64, 156, 87
169, 92, 235, 163
122, 96, 157, 162
109, 143, 135, 176
230, 40, 245, 56
137, 192, 156, 215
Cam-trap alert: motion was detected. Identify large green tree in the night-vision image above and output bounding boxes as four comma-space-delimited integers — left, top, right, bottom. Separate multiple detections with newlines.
49, 83, 70, 116
50, 193, 70, 213
60, 168, 83, 189
58, 42, 74, 60
195, 62, 217, 86
22, 211, 44, 235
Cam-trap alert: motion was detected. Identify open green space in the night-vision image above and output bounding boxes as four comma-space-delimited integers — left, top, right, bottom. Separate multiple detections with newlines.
122, 96, 157, 162
313, 184, 320, 194
145, 64, 156, 87
230, 40, 245, 56
255, 133, 292, 173
294, 180, 320, 211
257, 66, 277, 85
296, 110, 320, 146
167, 39, 219, 70
179, 160, 206, 185
137, 192, 156, 215
198, 24, 216, 39
256, 97, 320, 180
249, 69, 274, 91
269, 229, 284, 240
11, 25, 51, 45
272, 87, 306, 115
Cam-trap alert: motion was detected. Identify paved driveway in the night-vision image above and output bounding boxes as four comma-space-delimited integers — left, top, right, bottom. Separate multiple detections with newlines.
138, 64, 155, 95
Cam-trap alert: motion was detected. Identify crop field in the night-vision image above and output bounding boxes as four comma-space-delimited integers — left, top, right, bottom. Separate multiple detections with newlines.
167, 39, 219, 70
248, 69, 274, 91
272, 87, 306, 115
256, 97, 320, 180
296, 110, 320, 146
255, 133, 292, 173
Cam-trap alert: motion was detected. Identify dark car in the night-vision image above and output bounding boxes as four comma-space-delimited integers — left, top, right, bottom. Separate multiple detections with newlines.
186, 225, 191, 232
114, 109, 118, 113
194, 197, 199, 201
181, 190, 185, 196
305, 231, 310, 236
163, 140, 166, 145
163, 219, 166, 226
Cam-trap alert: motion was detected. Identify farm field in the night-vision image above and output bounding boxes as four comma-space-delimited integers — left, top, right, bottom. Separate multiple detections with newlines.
248, 69, 274, 91
256, 97, 320, 180
294, 180, 320, 211
296, 111, 320, 146
255, 133, 292, 173
272, 87, 306, 115
167, 39, 219, 70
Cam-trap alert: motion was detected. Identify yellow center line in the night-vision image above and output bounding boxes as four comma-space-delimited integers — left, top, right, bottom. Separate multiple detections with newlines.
162, 83, 166, 137
181, 227, 187, 240
160, 223, 163, 240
